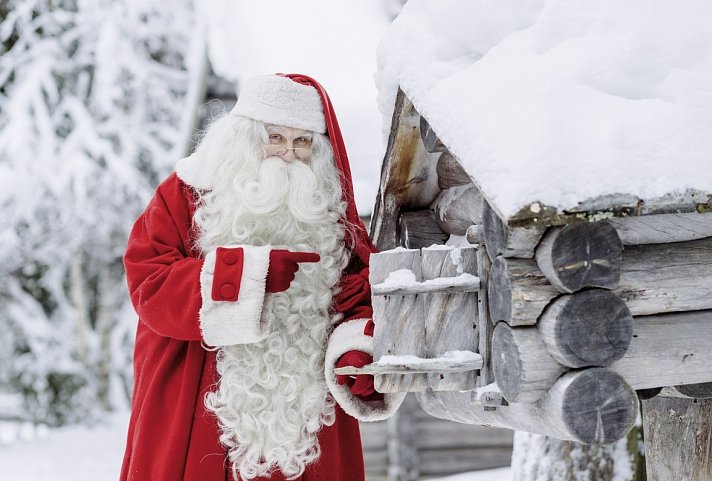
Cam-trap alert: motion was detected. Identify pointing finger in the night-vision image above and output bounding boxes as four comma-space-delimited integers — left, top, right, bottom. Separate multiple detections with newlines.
286, 252, 321, 264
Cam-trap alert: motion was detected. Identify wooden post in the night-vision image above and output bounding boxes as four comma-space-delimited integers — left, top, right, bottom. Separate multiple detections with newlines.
421, 246, 479, 391
642, 396, 712, 480
535, 222, 623, 293
370, 249, 427, 392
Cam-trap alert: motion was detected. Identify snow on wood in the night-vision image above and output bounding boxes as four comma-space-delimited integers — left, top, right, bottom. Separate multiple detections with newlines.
377, 0, 712, 221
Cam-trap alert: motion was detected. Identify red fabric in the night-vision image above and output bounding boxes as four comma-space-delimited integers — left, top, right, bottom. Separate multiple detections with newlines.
335, 351, 383, 402
266, 249, 320, 293
120, 174, 368, 481
212, 247, 244, 301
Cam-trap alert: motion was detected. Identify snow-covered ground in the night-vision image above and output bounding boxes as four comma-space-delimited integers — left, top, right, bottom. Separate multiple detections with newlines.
0, 411, 510, 481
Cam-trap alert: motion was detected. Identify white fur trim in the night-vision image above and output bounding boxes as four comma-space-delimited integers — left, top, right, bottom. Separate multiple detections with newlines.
176, 152, 214, 191
230, 75, 326, 134
199, 245, 272, 346
325, 318, 406, 422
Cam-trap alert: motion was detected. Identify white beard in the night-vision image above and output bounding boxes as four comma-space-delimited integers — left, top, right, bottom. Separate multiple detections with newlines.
196, 145, 349, 480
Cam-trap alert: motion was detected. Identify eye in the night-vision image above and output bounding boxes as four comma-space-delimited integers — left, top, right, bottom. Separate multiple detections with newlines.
294, 137, 312, 148
269, 134, 284, 144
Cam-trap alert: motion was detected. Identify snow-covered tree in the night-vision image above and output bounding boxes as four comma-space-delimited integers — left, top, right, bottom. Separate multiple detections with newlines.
0, 0, 206, 425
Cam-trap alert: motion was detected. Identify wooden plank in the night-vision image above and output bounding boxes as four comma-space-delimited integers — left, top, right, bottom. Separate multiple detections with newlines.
371, 274, 480, 296
535, 221, 623, 293
370, 249, 427, 393
608, 212, 712, 245
642, 396, 712, 481
420, 115, 447, 153
334, 355, 482, 376
476, 247, 495, 386
370, 90, 441, 251
422, 246, 479, 391
418, 447, 514, 475
416, 421, 514, 449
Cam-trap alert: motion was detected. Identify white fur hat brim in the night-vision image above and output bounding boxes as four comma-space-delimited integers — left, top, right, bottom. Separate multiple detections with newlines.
230, 75, 326, 134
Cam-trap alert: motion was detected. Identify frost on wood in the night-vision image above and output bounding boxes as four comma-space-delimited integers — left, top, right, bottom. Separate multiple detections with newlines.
0, 0, 202, 425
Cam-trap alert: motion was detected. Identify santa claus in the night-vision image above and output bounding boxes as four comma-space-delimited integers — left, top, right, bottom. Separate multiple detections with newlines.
119, 74, 405, 481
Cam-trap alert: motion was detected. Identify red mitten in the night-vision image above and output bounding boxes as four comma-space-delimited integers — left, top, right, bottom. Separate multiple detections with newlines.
265, 249, 320, 293
335, 350, 383, 401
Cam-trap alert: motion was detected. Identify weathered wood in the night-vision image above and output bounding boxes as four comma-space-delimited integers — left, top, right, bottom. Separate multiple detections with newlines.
642, 396, 712, 481
492, 322, 567, 403
399, 209, 449, 249
370, 249, 427, 393
616, 237, 712, 316
476, 247, 495, 386
371, 274, 480, 296
612, 310, 712, 389
420, 115, 447, 153
493, 310, 712, 397
490, 237, 712, 325
334, 353, 482, 376
535, 222, 623, 293
436, 151, 471, 190
537, 289, 633, 368
483, 200, 547, 260
417, 368, 639, 444
466, 224, 485, 244
607, 211, 712, 245
488, 256, 558, 326
669, 382, 712, 399
370, 89, 441, 251
422, 246, 479, 391
431, 183, 484, 236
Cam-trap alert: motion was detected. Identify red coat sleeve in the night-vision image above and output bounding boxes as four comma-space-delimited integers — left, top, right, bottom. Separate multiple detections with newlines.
124, 178, 205, 341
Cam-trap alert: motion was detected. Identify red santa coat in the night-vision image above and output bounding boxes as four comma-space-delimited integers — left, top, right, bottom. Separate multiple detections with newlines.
120, 174, 404, 481
119, 75, 405, 481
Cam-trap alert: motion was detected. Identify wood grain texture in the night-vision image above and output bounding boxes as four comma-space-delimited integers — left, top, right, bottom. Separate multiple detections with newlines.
491, 237, 712, 324
431, 183, 484, 236
370, 249, 427, 393
476, 247, 495, 386
488, 256, 559, 326
417, 368, 638, 444
642, 396, 712, 481
420, 115, 447, 153
483, 200, 548, 260
422, 246, 479, 391
436, 151, 472, 190
535, 222, 623, 293
537, 289, 633, 368
608, 212, 712, 245
399, 209, 450, 250
492, 322, 567, 403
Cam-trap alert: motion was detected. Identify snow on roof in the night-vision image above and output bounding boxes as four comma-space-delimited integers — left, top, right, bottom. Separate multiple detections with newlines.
203, 0, 392, 215
376, 0, 712, 219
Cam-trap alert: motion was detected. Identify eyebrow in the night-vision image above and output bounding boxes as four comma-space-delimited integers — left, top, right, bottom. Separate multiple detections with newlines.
266, 125, 312, 137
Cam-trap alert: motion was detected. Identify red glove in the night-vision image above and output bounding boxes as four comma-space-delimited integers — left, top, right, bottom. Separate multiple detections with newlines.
265, 250, 320, 293
335, 350, 383, 401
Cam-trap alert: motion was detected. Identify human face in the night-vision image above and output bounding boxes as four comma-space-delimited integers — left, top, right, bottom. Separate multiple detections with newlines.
264, 124, 314, 162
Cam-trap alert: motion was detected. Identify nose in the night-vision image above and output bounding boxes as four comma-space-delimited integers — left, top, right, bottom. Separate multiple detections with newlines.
280, 148, 298, 161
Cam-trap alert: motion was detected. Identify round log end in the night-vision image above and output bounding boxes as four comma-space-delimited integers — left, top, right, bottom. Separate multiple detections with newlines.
559, 368, 638, 444
492, 322, 523, 403
536, 221, 623, 293
539, 289, 633, 368
488, 256, 512, 323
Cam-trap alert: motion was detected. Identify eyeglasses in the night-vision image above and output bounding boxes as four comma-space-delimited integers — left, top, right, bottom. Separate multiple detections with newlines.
265, 133, 313, 157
